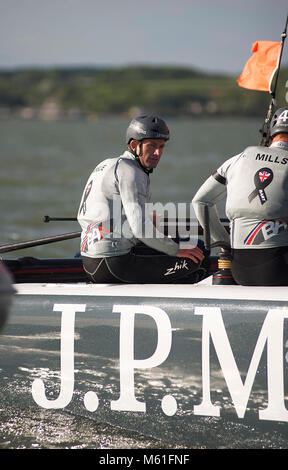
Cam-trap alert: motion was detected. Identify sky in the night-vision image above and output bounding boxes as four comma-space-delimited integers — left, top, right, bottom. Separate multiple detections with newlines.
0, 0, 288, 75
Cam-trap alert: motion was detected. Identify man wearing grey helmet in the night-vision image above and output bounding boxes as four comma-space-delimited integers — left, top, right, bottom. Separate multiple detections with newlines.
77, 114, 206, 283
192, 107, 288, 286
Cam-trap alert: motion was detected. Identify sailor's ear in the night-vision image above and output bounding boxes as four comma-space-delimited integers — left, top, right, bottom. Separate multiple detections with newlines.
129, 140, 137, 151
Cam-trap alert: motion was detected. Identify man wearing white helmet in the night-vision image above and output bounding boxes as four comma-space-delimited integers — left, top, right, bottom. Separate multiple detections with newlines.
192, 107, 288, 286
78, 114, 206, 283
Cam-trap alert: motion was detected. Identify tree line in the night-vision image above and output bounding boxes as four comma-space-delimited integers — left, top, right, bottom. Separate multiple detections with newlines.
0, 65, 287, 119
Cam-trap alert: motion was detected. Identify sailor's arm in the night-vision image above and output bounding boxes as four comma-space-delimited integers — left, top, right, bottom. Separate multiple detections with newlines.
117, 161, 204, 262
192, 174, 230, 246
117, 161, 180, 256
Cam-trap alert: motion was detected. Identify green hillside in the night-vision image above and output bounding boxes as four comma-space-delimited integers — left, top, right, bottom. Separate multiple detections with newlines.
0, 65, 287, 119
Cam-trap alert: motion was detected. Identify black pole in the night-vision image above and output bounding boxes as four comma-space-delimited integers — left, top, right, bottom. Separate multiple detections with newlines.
0, 231, 81, 254
43, 214, 229, 225
203, 205, 211, 250
259, 14, 288, 146
270, 14, 288, 101
43, 215, 77, 222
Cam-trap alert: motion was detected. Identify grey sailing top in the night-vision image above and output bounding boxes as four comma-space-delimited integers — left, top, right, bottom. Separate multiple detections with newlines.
77, 150, 179, 258
192, 142, 288, 249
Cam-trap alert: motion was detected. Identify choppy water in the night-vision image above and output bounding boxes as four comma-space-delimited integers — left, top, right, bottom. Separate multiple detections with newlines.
1, 116, 268, 451
0, 407, 184, 450
1, 116, 261, 259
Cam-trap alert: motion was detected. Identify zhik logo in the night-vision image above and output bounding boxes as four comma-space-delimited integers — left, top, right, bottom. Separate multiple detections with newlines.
164, 260, 189, 276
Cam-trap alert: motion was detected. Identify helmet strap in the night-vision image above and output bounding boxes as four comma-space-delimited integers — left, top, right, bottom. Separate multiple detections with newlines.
137, 142, 143, 157
129, 140, 142, 157
128, 140, 153, 174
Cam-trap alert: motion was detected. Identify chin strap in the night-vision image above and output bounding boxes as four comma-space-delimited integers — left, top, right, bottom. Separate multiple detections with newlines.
129, 143, 153, 174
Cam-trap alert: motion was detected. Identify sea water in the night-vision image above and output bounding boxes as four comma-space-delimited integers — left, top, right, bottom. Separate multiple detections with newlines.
2, 116, 276, 450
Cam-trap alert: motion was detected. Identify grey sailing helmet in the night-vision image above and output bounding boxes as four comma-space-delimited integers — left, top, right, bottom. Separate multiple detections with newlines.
270, 107, 288, 138
126, 115, 170, 144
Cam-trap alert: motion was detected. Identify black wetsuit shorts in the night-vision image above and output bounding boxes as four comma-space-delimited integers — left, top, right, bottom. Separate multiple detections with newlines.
82, 241, 209, 284
231, 247, 288, 286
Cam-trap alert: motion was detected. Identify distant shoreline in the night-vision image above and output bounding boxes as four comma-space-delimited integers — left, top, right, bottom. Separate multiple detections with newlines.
0, 65, 287, 119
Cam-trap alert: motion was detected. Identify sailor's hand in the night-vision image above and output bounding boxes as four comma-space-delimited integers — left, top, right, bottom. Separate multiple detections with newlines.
177, 246, 204, 263
152, 213, 163, 232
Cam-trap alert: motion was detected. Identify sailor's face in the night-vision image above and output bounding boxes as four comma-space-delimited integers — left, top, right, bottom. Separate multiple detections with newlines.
137, 139, 166, 169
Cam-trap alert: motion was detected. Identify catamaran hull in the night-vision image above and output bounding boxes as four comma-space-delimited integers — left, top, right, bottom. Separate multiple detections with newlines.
1, 280, 288, 448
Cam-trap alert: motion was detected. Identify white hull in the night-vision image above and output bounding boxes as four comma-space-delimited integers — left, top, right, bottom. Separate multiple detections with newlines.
1, 276, 288, 448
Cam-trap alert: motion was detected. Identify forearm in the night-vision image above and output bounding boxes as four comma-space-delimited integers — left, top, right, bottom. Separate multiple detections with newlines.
125, 202, 179, 255
192, 175, 230, 245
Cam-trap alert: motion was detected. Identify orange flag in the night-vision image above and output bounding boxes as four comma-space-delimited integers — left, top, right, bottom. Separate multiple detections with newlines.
237, 41, 281, 92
